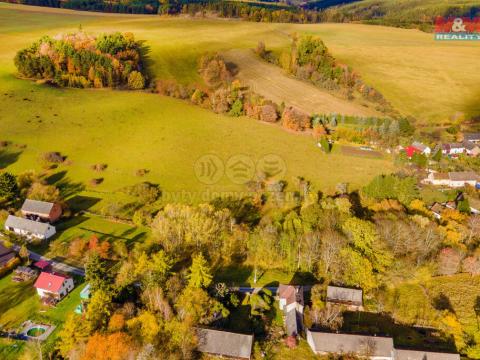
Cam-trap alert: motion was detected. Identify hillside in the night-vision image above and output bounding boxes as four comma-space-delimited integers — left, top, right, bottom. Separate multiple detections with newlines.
316, 0, 480, 30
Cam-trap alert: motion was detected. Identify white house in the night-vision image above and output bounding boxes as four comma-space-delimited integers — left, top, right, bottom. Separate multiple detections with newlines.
34, 272, 74, 300
423, 171, 479, 188
411, 141, 431, 156
4, 215, 56, 241
278, 284, 304, 337
306, 330, 395, 360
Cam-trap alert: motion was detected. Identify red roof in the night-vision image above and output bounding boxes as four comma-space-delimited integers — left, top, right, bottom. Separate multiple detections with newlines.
34, 272, 68, 293
34, 260, 51, 270
405, 146, 421, 158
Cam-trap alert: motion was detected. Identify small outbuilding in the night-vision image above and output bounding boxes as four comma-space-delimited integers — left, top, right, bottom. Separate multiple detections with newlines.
306, 330, 395, 360
21, 199, 62, 223
326, 285, 363, 309
395, 349, 460, 360
0, 243, 16, 268
196, 328, 254, 360
4, 215, 56, 241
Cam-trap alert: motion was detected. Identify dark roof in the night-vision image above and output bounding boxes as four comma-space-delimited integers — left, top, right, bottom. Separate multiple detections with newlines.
307, 330, 394, 358
278, 284, 304, 306
430, 202, 444, 214
464, 133, 480, 142
327, 286, 363, 305
21, 199, 55, 216
196, 328, 253, 359
396, 349, 460, 360
0, 244, 15, 267
5, 215, 52, 235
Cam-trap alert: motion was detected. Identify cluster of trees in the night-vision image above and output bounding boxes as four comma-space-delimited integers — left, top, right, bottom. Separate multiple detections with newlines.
11, 0, 158, 14
257, 36, 395, 115
14, 32, 147, 89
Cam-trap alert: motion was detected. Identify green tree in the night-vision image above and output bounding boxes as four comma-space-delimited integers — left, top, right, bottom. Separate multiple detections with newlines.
56, 314, 89, 358
85, 289, 113, 331
187, 253, 212, 289
0, 172, 18, 200
85, 252, 114, 294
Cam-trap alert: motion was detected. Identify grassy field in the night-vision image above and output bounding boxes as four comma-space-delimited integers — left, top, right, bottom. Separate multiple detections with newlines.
0, 5, 401, 204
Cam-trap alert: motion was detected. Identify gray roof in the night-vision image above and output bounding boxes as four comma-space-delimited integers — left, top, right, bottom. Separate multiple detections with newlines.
196, 328, 253, 359
307, 330, 394, 357
448, 171, 479, 182
327, 286, 363, 305
465, 133, 480, 142
412, 142, 429, 151
285, 308, 298, 336
21, 199, 55, 216
5, 215, 52, 235
396, 349, 460, 360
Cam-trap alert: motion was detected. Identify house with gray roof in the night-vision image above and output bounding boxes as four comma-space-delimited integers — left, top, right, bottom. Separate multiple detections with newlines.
395, 349, 460, 360
411, 142, 431, 156
21, 199, 62, 223
196, 328, 254, 359
423, 171, 479, 188
464, 133, 480, 144
278, 284, 304, 337
4, 215, 56, 241
306, 330, 395, 360
327, 285, 363, 309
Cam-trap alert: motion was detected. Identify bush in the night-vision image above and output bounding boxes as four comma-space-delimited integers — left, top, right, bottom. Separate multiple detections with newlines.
42, 151, 65, 163
282, 106, 311, 131
128, 71, 145, 90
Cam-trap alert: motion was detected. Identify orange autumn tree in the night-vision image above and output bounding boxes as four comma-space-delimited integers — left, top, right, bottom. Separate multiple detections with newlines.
88, 235, 111, 259
82, 332, 134, 360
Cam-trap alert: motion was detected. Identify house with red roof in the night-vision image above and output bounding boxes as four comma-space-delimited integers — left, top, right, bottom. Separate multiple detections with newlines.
34, 272, 74, 302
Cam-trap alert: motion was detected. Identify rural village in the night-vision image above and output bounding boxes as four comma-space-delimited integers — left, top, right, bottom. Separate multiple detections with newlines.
1, 1, 480, 360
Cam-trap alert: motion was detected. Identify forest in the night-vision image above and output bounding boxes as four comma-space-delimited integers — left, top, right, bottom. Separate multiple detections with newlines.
14, 32, 147, 89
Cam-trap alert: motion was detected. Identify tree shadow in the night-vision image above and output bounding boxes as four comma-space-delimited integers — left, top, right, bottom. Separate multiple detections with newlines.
213, 265, 253, 287
138, 41, 154, 85
0, 149, 22, 169
342, 311, 457, 353
432, 293, 455, 314
288, 271, 318, 286
66, 195, 101, 212
45, 170, 67, 185
56, 178, 85, 198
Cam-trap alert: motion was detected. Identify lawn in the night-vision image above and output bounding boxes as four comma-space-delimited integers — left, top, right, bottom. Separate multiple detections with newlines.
30, 214, 149, 266
0, 273, 85, 359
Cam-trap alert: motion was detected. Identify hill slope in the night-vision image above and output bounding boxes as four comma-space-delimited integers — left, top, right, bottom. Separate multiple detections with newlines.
316, 0, 480, 29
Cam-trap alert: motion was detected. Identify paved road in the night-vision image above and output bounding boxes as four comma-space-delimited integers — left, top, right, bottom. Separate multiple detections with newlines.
1, 236, 85, 277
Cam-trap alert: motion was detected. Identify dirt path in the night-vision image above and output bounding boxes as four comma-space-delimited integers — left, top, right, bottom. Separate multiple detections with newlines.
223, 49, 381, 117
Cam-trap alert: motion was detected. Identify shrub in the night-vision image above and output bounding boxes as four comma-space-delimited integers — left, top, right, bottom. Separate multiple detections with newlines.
90, 178, 104, 186
258, 104, 278, 123
91, 163, 108, 172
282, 106, 311, 131
128, 71, 145, 90
42, 151, 65, 163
